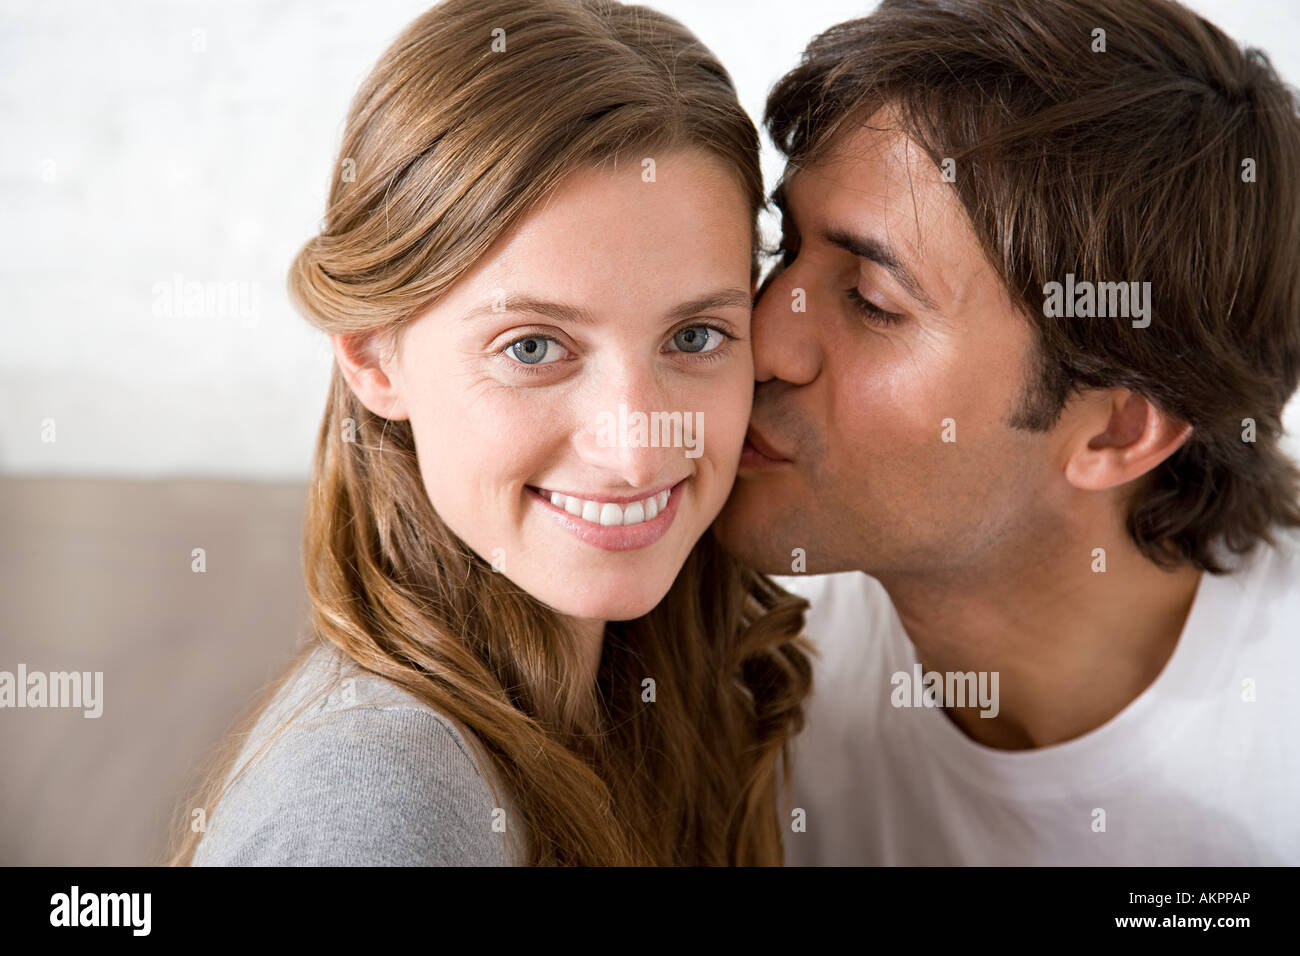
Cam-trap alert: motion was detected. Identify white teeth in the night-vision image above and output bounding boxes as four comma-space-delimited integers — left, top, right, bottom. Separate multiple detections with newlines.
538, 485, 674, 527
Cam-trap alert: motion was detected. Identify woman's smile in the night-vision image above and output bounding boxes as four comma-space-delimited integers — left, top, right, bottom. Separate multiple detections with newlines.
526, 478, 687, 551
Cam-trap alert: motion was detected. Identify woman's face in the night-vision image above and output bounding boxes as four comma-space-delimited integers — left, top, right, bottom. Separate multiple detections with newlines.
352, 150, 754, 622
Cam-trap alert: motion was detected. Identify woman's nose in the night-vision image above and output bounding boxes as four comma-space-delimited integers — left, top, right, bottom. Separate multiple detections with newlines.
571, 361, 694, 489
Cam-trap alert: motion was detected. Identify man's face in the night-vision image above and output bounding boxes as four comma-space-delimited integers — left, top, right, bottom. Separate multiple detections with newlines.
713, 117, 1065, 579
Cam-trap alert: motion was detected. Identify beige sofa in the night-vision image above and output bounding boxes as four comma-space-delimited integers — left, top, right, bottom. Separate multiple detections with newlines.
0, 476, 311, 865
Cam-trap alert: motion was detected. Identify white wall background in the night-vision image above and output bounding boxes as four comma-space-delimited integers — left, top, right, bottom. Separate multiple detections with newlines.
3, 0, 1299, 479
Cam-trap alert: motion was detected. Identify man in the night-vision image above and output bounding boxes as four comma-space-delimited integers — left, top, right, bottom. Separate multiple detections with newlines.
713, 0, 1300, 864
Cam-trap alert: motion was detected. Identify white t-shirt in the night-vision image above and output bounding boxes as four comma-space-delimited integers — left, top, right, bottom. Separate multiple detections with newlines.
773, 527, 1300, 865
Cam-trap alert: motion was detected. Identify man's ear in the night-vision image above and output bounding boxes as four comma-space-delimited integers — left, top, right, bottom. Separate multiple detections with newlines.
1063, 389, 1192, 491
331, 329, 409, 421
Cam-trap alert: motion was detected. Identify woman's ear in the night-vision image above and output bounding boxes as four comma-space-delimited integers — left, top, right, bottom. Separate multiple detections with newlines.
1062, 389, 1192, 491
331, 329, 410, 421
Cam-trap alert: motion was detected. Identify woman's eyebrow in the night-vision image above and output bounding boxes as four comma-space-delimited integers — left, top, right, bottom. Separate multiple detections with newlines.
461, 289, 751, 325
667, 289, 752, 321
461, 296, 596, 324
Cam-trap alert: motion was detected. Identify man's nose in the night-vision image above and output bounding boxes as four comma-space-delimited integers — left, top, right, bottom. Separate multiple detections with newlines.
752, 262, 823, 386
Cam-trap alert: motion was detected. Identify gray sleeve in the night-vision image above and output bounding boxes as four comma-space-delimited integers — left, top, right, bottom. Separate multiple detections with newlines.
192, 706, 513, 866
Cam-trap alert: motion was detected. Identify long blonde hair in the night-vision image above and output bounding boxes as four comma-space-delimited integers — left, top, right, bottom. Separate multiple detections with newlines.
169, 0, 813, 866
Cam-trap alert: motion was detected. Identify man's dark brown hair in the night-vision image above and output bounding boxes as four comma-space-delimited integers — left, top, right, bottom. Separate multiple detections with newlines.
766, 0, 1300, 573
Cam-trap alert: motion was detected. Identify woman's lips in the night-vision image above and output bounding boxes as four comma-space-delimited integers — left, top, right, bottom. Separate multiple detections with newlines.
528, 478, 685, 551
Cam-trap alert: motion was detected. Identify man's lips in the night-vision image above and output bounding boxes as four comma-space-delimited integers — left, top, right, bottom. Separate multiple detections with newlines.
743, 425, 791, 463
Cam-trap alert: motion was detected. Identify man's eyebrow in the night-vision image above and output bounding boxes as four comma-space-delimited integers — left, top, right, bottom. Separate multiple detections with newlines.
773, 181, 937, 311
823, 227, 938, 311
461, 289, 752, 324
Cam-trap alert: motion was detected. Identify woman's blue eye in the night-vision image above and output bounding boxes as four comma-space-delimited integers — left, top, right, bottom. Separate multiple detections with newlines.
672, 325, 721, 353
505, 336, 562, 365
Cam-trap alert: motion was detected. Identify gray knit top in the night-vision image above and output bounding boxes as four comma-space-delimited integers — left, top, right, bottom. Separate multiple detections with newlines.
191, 641, 517, 866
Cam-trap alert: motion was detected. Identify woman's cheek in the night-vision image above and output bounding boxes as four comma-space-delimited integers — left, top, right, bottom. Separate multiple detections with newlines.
688, 368, 752, 484
719, 359, 756, 452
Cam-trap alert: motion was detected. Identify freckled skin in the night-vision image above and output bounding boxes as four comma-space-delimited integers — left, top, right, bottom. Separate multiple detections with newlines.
381, 151, 755, 622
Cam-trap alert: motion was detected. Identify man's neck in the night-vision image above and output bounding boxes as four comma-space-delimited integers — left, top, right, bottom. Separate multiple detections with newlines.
874, 534, 1203, 750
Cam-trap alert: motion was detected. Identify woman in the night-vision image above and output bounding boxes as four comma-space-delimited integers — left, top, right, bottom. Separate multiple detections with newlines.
169, 0, 812, 866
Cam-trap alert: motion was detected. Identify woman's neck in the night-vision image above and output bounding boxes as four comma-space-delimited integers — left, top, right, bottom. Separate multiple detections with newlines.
567, 616, 606, 686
